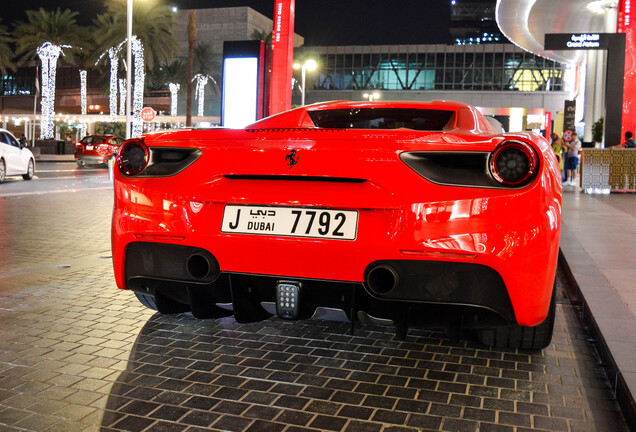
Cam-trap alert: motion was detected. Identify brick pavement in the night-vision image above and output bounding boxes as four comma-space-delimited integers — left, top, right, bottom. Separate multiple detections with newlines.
0, 187, 630, 431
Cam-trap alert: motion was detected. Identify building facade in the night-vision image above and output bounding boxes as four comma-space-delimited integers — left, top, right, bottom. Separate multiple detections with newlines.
295, 43, 570, 132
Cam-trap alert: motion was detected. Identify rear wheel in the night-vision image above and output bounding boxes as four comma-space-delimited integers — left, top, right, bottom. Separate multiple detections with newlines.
134, 292, 158, 311
0, 159, 5, 183
76, 160, 86, 168
479, 281, 556, 350
22, 159, 34, 180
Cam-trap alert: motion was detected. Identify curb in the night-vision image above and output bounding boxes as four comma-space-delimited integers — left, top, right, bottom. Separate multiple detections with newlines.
559, 246, 636, 431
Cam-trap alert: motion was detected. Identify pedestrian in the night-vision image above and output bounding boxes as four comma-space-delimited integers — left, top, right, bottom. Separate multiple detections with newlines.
19, 134, 27, 147
609, 131, 636, 149
550, 133, 564, 177
564, 132, 581, 186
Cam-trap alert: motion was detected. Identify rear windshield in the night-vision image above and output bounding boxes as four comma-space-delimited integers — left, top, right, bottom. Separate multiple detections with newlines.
81, 136, 105, 144
308, 108, 454, 131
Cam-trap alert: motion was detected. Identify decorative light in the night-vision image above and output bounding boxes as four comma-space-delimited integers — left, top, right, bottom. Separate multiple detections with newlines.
109, 47, 119, 120
193, 74, 212, 117
37, 42, 68, 139
96, 42, 124, 121
119, 78, 126, 115
131, 36, 145, 137
79, 69, 87, 115
168, 82, 180, 116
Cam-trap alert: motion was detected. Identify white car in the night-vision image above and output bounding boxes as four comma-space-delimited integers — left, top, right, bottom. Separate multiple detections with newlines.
0, 129, 35, 183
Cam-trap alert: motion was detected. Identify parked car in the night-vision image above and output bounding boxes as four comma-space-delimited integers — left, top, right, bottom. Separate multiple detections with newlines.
75, 135, 125, 167
111, 100, 562, 349
0, 128, 35, 183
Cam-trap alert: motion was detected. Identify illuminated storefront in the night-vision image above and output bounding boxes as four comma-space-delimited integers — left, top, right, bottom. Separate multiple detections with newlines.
300, 44, 565, 93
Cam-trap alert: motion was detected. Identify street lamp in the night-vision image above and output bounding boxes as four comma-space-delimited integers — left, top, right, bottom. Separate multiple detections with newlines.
293, 59, 317, 106
363, 92, 380, 102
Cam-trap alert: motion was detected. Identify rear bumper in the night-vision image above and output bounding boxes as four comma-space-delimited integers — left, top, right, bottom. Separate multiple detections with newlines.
123, 241, 516, 325
112, 166, 561, 327
76, 154, 109, 164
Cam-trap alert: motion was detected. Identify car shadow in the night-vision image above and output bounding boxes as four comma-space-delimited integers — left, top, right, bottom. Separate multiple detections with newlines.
98, 298, 619, 432
98, 311, 481, 431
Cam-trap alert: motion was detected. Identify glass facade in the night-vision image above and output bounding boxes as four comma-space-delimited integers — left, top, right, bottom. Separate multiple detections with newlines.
1, 67, 37, 96
1, 67, 104, 96
300, 44, 565, 93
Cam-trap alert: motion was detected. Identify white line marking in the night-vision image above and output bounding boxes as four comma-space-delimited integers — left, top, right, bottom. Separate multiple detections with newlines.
0, 186, 113, 198
36, 169, 105, 173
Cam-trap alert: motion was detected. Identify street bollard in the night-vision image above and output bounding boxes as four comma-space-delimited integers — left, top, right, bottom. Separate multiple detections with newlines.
108, 157, 115, 182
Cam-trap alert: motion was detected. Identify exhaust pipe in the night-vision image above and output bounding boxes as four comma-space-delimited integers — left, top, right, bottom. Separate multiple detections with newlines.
186, 253, 213, 280
366, 265, 399, 295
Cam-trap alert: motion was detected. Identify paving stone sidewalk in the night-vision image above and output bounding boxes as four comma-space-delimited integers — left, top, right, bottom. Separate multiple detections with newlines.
0, 188, 629, 432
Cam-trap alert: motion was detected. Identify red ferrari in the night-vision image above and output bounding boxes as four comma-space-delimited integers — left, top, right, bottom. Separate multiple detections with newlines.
112, 101, 562, 349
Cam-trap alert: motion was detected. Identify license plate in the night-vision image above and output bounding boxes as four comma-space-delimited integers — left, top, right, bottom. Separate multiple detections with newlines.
221, 205, 358, 240
86, 145, 93, 150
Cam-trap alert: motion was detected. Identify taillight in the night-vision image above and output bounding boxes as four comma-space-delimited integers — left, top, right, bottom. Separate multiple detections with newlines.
489, 141, 538, 187
117, 138, 149, 175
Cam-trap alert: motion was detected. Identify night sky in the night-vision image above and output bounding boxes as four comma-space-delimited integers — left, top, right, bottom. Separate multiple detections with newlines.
3, 0, 453, 46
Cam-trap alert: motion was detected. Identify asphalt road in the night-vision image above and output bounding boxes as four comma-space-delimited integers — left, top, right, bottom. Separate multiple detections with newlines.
0, 167, 630, 431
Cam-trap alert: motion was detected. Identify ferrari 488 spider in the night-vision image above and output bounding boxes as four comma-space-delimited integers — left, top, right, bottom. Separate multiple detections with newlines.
112, 100, 561, 349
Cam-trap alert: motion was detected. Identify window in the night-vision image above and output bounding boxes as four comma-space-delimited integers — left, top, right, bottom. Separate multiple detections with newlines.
308, 108, 454, 131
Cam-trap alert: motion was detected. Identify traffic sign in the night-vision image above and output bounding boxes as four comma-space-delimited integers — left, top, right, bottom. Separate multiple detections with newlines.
563, 130, 573, 142
140, 107, 156, 122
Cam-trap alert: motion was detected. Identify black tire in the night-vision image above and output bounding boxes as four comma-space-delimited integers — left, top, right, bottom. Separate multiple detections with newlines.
76, 160, 86, 168
0, 159, 5, 184
479, 281, 556, 350
22, 159, 34, 180
134, 292, 158, 311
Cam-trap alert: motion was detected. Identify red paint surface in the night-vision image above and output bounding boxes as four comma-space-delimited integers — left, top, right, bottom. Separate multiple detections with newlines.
112, 102, 562, 327
268, 0, 295, 115
112, 102, 561, 327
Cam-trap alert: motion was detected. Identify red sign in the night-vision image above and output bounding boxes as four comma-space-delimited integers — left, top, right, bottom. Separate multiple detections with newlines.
269, 0, 295, 115
544, 111, 552, 139
618, 0, 635, 139
140, 107, 156, 122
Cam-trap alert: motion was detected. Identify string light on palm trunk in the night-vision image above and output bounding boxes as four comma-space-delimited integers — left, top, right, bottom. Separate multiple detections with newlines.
131, 36, 145, 137
37, 42, 68, 139
108, 46, 122, 120
79, 70, 87, 115
96, 42, 124, 121
119, 79, 127, 116
193, 74, 211, 117
169, 83, 180, 116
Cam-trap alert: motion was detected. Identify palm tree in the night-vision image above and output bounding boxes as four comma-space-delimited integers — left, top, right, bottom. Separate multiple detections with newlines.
193, 42, 221, 97
14, 8, 88, 138
251, 29, 272, 45
13, 8, 87, 65
186, 10, 196, 126
0, 20, 15, 75
146, 58, 186, 91
163, 58, 187, 86
93, 0, 179, 71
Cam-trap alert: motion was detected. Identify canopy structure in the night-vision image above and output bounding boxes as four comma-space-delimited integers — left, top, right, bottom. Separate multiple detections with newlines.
496, 0, 616, 65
